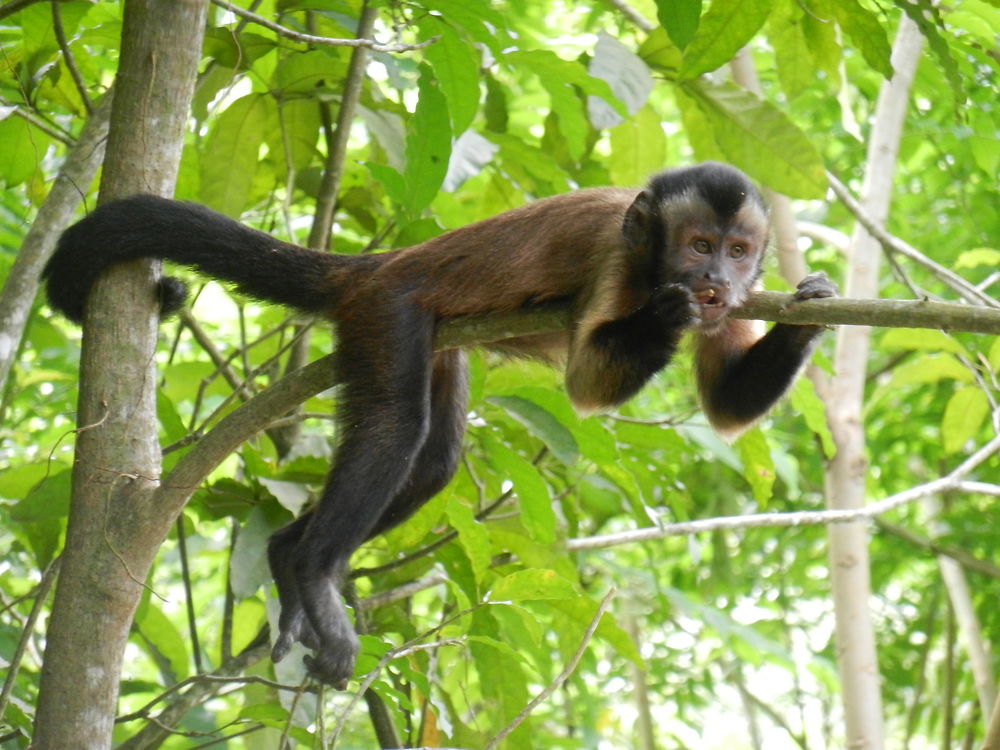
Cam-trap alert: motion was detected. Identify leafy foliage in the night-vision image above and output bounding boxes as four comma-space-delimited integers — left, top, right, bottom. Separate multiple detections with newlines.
0, 0, 998, 748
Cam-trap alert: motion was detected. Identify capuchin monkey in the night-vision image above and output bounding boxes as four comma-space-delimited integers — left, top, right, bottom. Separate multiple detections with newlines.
44, 161, 837, 687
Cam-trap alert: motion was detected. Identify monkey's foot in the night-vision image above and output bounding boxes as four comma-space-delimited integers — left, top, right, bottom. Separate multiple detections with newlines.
303, 632, 360, 690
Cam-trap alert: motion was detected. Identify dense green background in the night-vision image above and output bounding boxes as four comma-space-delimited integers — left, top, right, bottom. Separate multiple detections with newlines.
1, 0, 998, 747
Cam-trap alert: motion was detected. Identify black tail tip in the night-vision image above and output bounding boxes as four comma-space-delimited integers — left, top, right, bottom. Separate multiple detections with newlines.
158, 277, 188, 317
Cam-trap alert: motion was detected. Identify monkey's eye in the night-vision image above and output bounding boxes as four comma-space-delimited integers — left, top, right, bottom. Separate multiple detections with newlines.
730, 245, 746, 259
693, 240, 712, 254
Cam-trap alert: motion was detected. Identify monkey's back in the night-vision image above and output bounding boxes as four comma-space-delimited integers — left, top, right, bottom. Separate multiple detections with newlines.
361, 187, 638, 319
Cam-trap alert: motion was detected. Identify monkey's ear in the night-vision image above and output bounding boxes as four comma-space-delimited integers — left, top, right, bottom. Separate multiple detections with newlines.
622, 189, 655, 249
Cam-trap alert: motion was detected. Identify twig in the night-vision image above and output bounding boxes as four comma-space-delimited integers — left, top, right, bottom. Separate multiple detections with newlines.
826, 171, 999, 309
484, 588, 616, 750
0, 559, 60, 721
51, 0, 93, 114
0, 0, 41, 21
567, 434, 1000, 551
604, 0, 654, 31
0, 98, 74, 144
210, 0, 435, 53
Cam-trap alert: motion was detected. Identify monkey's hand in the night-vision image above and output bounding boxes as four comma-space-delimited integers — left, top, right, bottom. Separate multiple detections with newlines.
793, 272, 838, 301
651, 283, 701, 328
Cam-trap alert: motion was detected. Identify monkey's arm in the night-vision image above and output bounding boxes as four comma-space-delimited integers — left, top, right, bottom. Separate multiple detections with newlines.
695, 273, 836, 434
565, 283, 695, 413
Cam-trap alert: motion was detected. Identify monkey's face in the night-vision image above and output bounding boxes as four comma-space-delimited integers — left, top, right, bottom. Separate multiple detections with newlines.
663, 209, 767, 329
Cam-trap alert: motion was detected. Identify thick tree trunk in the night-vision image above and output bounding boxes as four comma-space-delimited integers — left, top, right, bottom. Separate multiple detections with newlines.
32, 2, 207, 748
823, 15, 924, 750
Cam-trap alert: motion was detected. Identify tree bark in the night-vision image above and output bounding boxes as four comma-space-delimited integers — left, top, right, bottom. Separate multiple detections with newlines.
32, 2, 208, 748
823, 15, 924, 750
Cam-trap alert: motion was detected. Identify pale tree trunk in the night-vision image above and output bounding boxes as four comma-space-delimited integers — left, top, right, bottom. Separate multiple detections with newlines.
824, 16, 924, 750
32, 2, 207, 748
924, 497, 997, 721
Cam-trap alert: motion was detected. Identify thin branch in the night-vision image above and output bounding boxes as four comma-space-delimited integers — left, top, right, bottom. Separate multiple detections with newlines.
0, 98, 74, 145
876, 520, 1000, 581
827, 171, 999, 309
604, 0, 654, 31
210, 0, 435, 53
567, 434, 1000, 552
0, 559, 60, 721
730, 292, 1000, 335
0, 0, 42, 21
51, 0, 93, 114
484, 588, 616, 750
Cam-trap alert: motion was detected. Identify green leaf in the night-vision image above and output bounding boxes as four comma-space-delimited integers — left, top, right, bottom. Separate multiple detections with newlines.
0, 116, 49, 187
888, 353, 974, 387
610, 105, 668, 187
767, 1, 817, 99
488, 394, 580, 465
422, 17, 481, 134
421, 0, 510, 55
230, 505, 279, 598
790, 378, 835, 458
678, 0, 772, 79
655, 0, 702, 49
735, 427, 775, 504
134, 600, 190, 681
898, 0, 965, 109
549, 597, 642, 664
506, 49, 624, 158
200, 93, 271, 216
821, 0, 891, 78
268, 98, 321, 173
882, 329, 970, 357
365, 162, 406, 206
403, 65, 452, 215
680, 79, 826, 198
0, 461, 52, 501
990, 337, 1000, 371
487, 569, 580, 602
955, 247, 1000, 269
11, 469, 71, 522
483, 436, 556, 544
446, 498, 491, 586
638, 27, 683, 75
942, 387, 990, 454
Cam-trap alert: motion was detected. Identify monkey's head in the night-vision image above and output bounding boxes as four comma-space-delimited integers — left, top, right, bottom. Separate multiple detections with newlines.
622, 162, 770, 330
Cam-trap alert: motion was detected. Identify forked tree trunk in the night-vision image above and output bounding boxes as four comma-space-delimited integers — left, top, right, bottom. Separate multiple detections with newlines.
32, 2, 207, 747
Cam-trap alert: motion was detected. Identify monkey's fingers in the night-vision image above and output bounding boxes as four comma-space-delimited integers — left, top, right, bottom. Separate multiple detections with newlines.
271, 609, 320, 663
793, 272, 838, 301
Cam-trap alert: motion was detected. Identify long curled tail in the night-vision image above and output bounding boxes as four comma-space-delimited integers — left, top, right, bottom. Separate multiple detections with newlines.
44, 195, 354, 323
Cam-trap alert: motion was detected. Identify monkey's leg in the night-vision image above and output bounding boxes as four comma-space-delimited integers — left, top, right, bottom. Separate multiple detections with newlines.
365, 349, 469, 540
272, 302, 437, 686
268, 515, 320, 655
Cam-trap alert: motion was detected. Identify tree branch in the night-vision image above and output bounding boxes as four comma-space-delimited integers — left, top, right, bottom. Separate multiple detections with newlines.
210, 0, 434, 53
827, 171, 999, 309
566, 433, 1000, 552
154, 291, 1000, 528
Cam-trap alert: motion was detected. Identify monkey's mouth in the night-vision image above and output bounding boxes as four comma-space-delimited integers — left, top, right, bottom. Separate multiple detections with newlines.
694, 289, 728, 320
